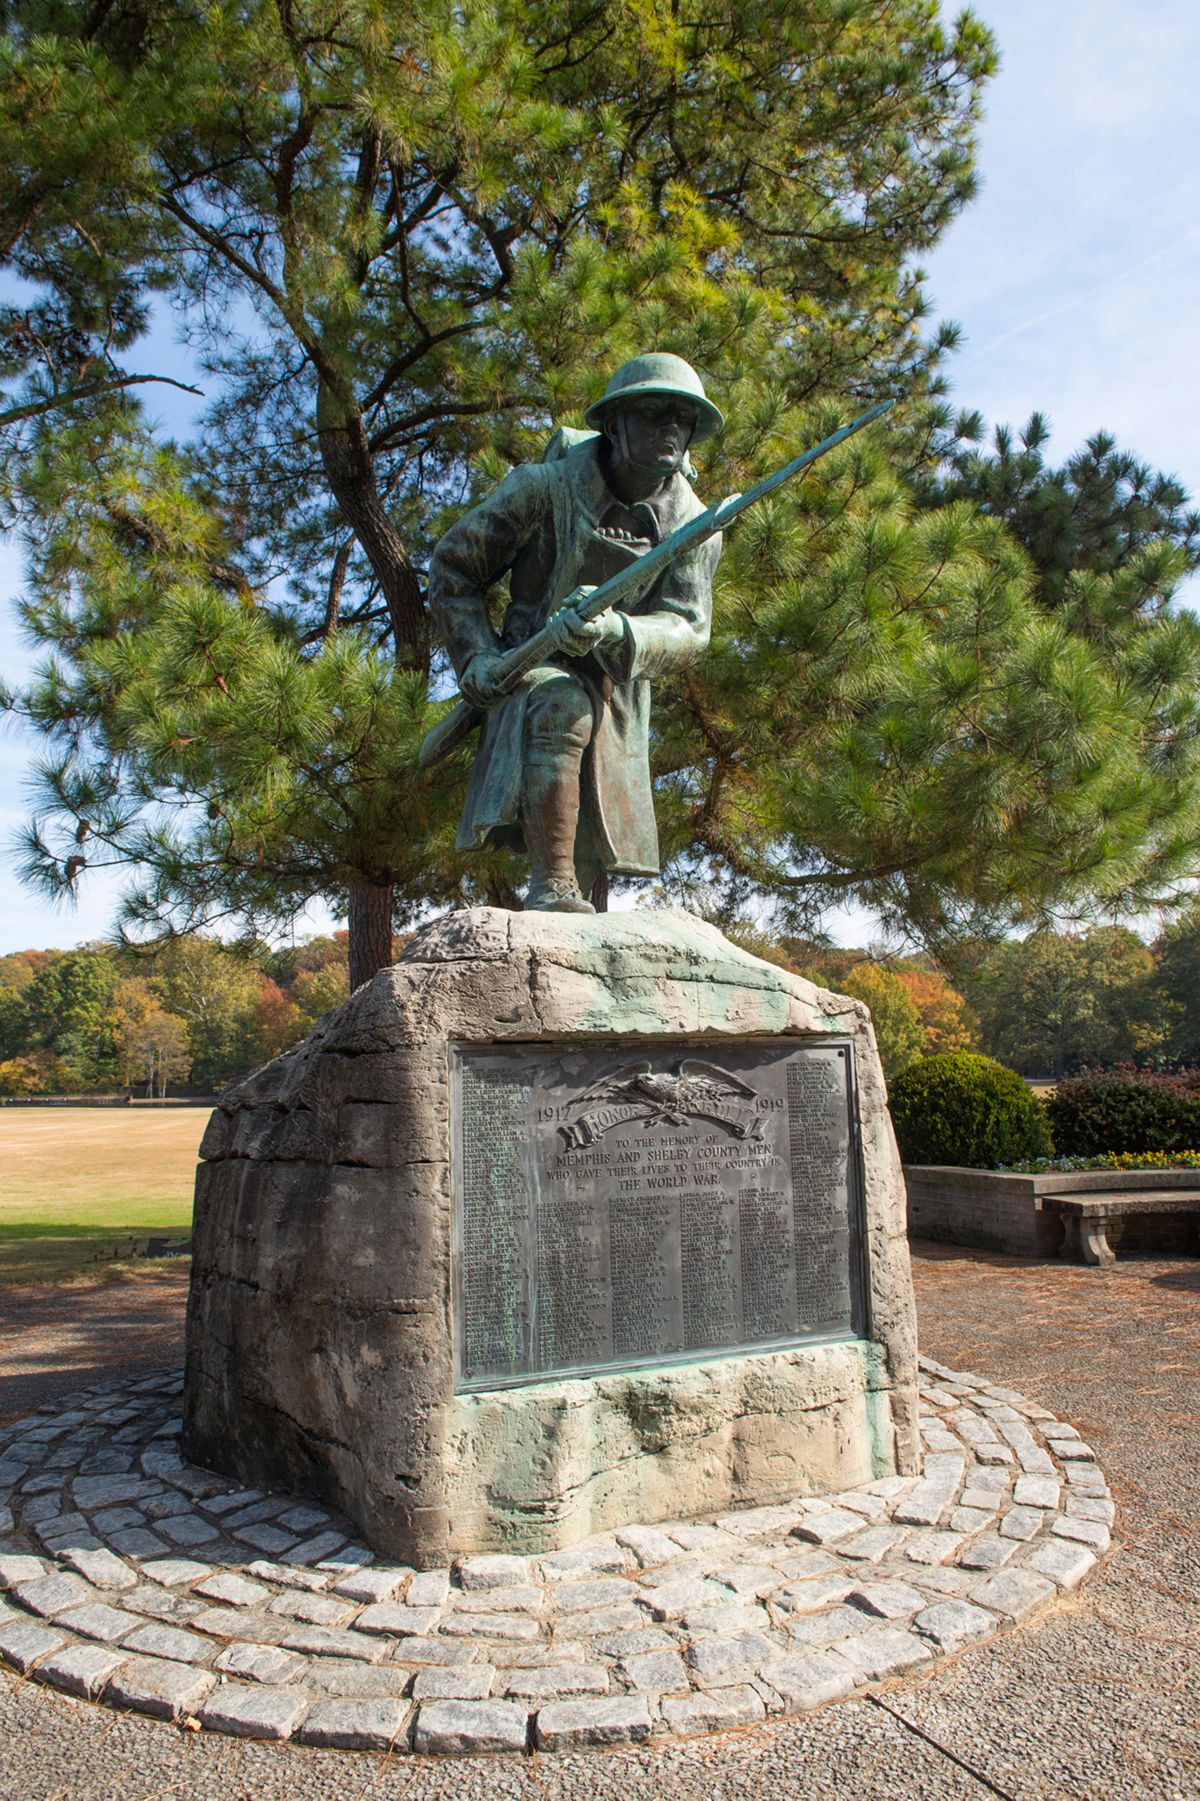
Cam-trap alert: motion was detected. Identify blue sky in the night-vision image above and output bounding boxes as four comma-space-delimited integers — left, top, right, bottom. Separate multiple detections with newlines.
1, 0, 1197, 955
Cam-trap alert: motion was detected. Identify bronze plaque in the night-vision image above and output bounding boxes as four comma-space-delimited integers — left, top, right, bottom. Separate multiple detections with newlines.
452, 1039, 862, 1391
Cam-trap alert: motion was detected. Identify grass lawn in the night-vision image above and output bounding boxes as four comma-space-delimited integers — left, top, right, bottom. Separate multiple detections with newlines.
0, 1106, 205, 1286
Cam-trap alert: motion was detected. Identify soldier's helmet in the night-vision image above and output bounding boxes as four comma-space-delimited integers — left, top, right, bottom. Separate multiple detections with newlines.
584, 352, 724, 441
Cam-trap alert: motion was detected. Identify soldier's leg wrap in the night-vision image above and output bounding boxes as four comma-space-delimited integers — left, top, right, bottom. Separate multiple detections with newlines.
522, 674, 595, 912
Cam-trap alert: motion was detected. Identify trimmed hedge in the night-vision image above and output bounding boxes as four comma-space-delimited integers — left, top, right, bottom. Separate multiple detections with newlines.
1045, 1068, 1200, 1156
889, 1052, 1052, 1169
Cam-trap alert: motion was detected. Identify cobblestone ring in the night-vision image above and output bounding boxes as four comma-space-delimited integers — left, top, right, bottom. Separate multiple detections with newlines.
0, 1357, 1111, 1756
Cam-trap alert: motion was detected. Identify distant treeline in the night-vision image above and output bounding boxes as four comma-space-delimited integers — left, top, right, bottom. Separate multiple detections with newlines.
0, 933, 350, 1097
732, 912, 1200, 1081
3, 909, 1199, 1096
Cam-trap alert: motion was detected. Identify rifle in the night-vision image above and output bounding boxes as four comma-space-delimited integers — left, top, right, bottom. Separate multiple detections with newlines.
417, 398, 893, 771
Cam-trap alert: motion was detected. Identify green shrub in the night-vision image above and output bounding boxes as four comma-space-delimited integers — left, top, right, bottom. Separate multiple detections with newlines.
1045, 1069, 1200, 1155
889, 1052, 1052, 1169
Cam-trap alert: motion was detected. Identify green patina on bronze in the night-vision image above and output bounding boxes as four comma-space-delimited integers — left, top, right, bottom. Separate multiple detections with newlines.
428, 354, 722, 914
427, 356, 891, 915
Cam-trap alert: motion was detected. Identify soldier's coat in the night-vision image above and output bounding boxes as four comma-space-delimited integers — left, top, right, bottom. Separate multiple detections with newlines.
429, 436, 720, 874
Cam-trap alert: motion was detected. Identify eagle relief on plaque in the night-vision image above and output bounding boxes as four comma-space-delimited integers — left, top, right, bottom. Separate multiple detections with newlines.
451, 1039, 864, 1390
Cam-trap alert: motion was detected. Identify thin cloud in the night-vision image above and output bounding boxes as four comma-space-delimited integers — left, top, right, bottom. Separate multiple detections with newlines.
970, 229, 1200, 358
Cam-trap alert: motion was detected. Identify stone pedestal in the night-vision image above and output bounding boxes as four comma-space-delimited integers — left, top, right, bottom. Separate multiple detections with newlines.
183, 909, 918, 1566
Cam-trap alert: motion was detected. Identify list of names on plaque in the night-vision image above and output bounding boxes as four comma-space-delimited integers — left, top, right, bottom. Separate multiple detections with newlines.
453, 1040, 860, 1389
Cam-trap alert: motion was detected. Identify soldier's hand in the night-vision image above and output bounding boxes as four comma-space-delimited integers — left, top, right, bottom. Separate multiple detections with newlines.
461, 652, 508, 706
549, 606, 625, 658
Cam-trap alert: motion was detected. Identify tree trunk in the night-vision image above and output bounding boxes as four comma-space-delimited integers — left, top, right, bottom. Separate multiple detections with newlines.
348, 878, 395, 989
316, 381, 427, 670
590, 869, 609, 912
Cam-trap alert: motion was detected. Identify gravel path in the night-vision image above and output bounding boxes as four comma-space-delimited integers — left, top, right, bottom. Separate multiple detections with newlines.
1, 1242, 1197, 1799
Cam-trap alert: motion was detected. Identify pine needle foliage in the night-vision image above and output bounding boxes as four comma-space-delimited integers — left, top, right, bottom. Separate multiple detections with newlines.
2, 1, 1199, 977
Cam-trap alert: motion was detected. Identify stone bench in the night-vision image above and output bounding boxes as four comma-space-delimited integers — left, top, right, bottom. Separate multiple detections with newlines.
1041, 1190, 1200, 1267
905, 1165, 1200, 1263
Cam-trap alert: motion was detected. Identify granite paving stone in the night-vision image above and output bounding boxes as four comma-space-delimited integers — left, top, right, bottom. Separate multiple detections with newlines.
1050, 1515, 1111, 1548
614, 1648, 689, 1693
757, 1649, 858, 1711
297, 1697, 409, 1749
413, 1697, 529, 1754
122, 1622, 214, 1663
411, 1664, 495, 1700
103, 1653, 217, 1720
835, 1625, 933, 1680
11, 1572, 92, 1616
912, 1600, 996, 1648
660, 1683, 765, 1733
195, 1571, 271, 1607
330, 1567, 408, 1604
846, 1581, 927, 1619
1025, 1538, 1098, 1589
970, 1567, 1057, 1620
213, 1643, 306, 1684
405, 1570, 451, 1607
34, 1641, 128, 1699
503, 1662, 610, 1698
0, 1619, 68, 1670
196, 1683, 310, 1740
57, 1602, 139, 1644
0, 1358, 1112, 1764
534, 1695, 652, 1750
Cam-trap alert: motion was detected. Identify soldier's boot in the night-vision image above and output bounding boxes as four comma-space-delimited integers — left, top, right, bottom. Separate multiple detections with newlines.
522, 678, 595, 913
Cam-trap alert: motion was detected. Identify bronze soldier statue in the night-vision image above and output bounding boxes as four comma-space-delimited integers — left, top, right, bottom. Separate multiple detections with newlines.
428, 353, 724, 913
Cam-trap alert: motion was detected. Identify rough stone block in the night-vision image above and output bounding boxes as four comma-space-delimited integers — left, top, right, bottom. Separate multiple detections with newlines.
57, 1546, 137, 1591
758, 1649, 858, 1711
791, 1507, 870, 1545
456, 1554, 530, 1591
195, 1572, 271, 1608
197, 1683, 310, 1740
34, 1643, 128, 1699
140, 1558, 210, 1587
503, 1662, 609, 1699
122, 1622, 213, 1663
214, 1643, 305, 1684
267, 1590, 355, 1625
0, 1555, 46, 1590
686, 1628, 778, 1685
279, 1625, 384, 1661
1013, 1475, 1061, 1510
332, 1568, 410, 1605
57, 1602, 139, 1644
298, 1698, 411, 1750
913, 1600, 995, 1648
835, 1625, 932, 1680
1051, 1516, 1110, 1549
971, 1568, 1056, 1620
615, 1649, 689, 1693
847, 1581, 926, 1620
534, 1695, 653, 1750
411, 1664, 495, 1701
0, 1620, 68, 1672
998, 1505, 1046, 1542
105, 1654, 217, 1720
661, 1685, 765, 1733
183, 909, 918, 1566
414, 1698, 530, 1755
1026, 1539, 1097, 1589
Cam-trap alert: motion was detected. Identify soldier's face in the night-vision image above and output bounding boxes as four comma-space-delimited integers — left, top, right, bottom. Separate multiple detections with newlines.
605, 397, 698, 475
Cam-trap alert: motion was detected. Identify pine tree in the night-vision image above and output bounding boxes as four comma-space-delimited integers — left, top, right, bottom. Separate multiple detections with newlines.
3, 2, 1199, 978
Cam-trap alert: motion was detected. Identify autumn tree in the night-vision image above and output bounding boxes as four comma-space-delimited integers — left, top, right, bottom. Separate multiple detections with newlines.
893, 965, 980, 1056
111, 976, 192, 1096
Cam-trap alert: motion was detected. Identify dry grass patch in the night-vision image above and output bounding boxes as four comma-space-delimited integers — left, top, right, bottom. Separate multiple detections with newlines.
0, 1106, 204, 1285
